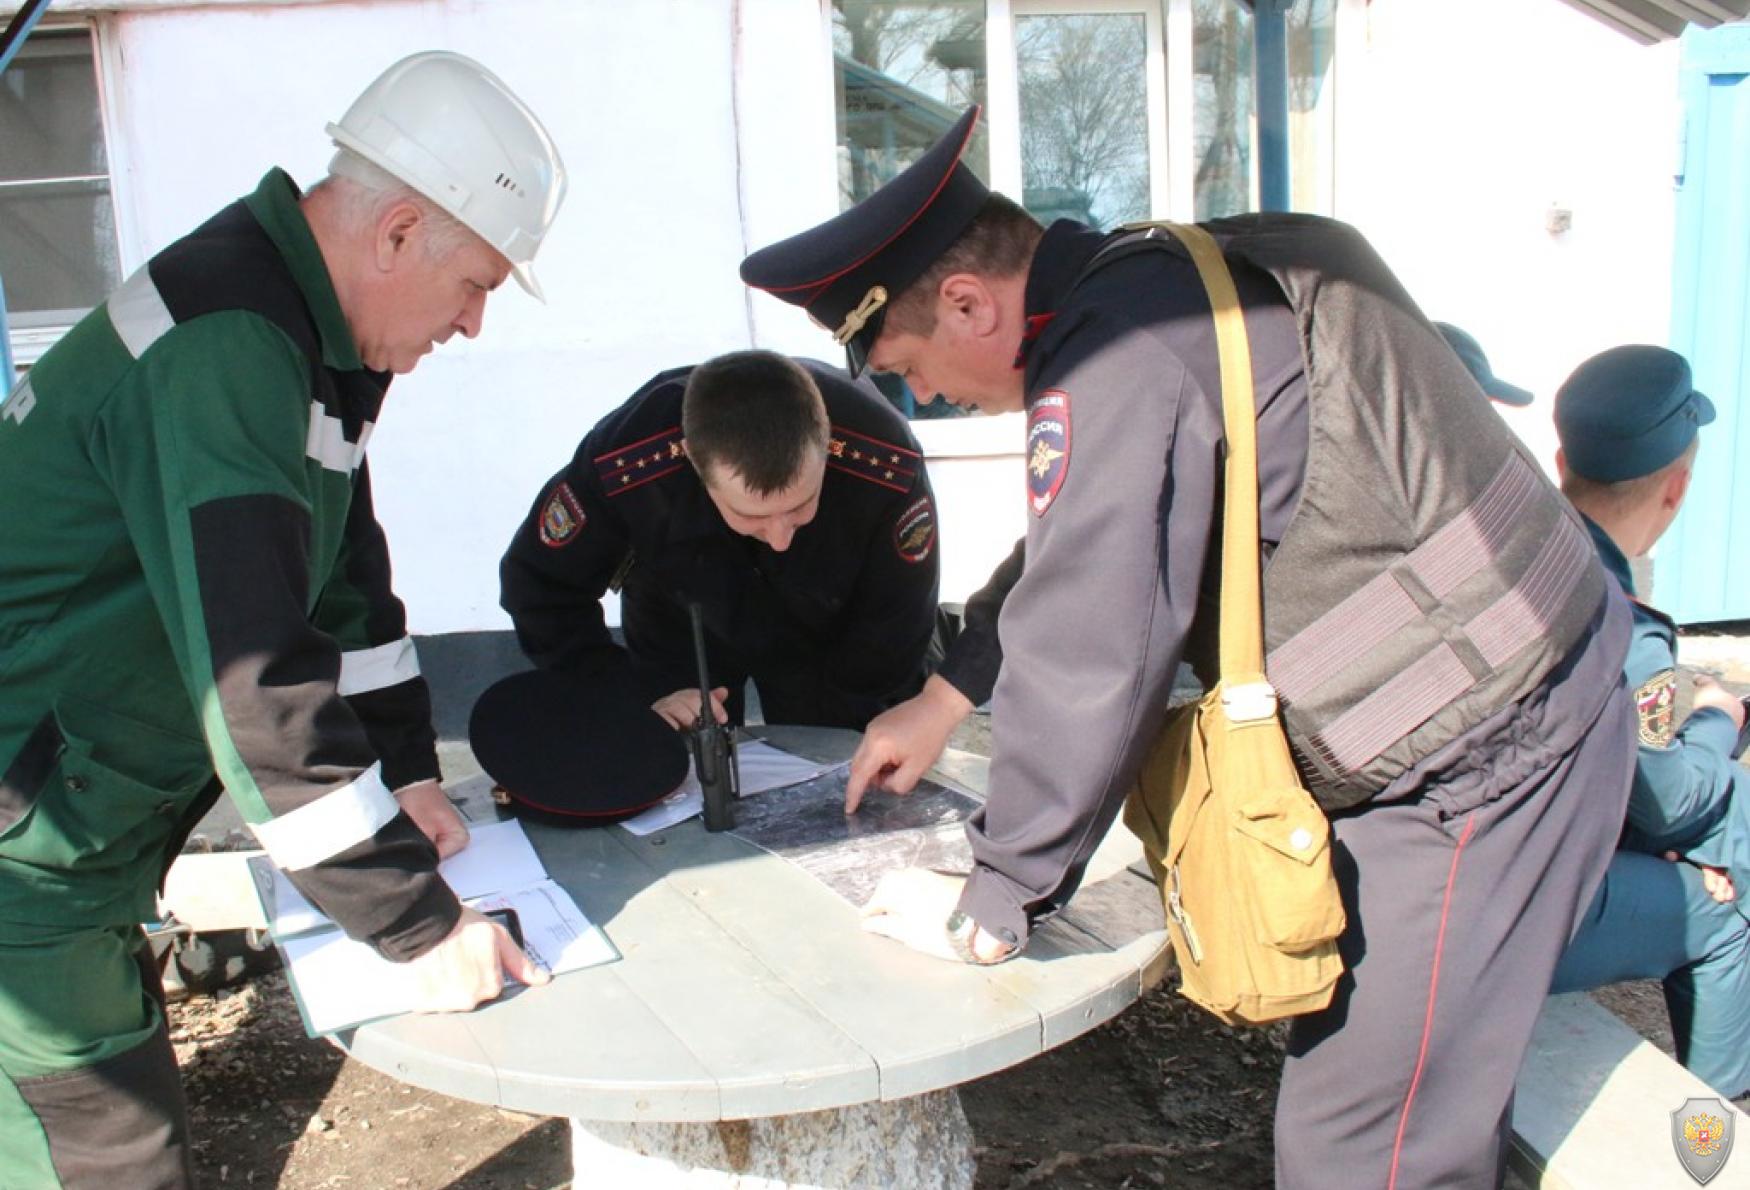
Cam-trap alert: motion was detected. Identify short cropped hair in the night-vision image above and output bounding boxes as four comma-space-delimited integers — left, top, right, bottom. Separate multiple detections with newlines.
310, 148, 478, 261
682, 351, 830, 496
887, 193, 1045, 336
1560, 436, 1699, 517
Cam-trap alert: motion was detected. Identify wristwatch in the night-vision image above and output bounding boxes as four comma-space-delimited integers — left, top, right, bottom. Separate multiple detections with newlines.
945, 909, 1016, 965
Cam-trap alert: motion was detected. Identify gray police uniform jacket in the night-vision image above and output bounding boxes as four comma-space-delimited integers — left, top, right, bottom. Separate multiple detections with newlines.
959, 215, 1609, 945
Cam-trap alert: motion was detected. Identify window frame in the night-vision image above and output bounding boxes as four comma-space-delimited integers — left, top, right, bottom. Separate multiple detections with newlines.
3, 18, 138, 369
1001, 0, 1174, 221
821, 0, 1350, 455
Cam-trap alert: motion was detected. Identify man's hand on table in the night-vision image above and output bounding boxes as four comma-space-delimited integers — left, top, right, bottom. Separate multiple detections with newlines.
409, 906, 550, 1013
860, 868, 1015, 964
396, 779, 470, 859
652, 686, 730, 731
845, 675, 975, 814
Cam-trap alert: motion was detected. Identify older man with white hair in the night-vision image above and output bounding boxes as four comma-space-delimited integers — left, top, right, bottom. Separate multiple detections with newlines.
0, 52, 565, 1188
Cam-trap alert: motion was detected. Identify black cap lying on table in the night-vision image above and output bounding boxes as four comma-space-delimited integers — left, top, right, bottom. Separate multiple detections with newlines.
739, 105, 989, 377
468, 669, 688, 827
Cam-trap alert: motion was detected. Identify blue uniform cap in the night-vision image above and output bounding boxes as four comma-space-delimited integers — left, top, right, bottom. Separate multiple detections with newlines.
1434, 322, 1534, 407
1554, 345, 1714, 482
739, 106, 989, 377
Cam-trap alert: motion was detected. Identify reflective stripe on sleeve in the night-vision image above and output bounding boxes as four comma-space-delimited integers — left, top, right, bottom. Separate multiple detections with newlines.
248, 762, 398, 871
1, 376, 36, 425
306, 400, 374, 474
337, 636, 421, 696
108, 267, 176, 359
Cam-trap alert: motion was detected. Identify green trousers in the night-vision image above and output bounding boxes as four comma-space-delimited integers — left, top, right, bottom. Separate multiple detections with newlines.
0, 922, 193, 1189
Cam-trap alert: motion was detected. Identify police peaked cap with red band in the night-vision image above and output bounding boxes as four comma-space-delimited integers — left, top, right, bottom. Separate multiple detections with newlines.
468, 669, 688, 827
739, 106, 989, 376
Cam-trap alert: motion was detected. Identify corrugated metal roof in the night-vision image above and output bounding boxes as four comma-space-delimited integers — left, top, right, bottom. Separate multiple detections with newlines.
1556, 0, 1750, 44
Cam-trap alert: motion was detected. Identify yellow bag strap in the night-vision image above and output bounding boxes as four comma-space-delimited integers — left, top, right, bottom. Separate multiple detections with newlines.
1140, 223, 1270, 706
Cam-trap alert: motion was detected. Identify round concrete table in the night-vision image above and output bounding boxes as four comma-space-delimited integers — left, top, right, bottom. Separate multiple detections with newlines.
336, 725, 1170, 1187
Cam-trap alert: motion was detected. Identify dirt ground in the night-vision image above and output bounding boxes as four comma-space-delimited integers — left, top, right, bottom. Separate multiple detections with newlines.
171, 966, 1692, 1190
170, 967, 1290, 1190
168, 642, 1746, 1188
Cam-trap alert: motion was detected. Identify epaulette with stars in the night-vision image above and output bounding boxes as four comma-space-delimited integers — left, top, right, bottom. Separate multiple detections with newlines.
828, 425, 918, 494
596, 426, 689, 496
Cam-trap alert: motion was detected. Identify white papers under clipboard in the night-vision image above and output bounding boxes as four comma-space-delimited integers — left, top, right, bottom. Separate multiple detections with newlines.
248, 820, 616, 1036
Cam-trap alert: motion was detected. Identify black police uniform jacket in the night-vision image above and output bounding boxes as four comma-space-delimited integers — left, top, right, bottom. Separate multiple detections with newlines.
500, 361, 940, 729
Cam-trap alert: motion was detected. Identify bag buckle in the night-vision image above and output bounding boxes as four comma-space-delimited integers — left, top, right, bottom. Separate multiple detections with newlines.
1221, 681, 1279, 724
1166, 865, 1203, 965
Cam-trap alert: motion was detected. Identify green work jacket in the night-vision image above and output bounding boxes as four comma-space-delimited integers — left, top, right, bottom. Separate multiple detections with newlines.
0, 171, 457, 959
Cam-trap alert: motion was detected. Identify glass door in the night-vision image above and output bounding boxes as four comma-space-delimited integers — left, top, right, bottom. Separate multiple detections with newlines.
831, 0, 992, 210
1004, 1, 1169, 229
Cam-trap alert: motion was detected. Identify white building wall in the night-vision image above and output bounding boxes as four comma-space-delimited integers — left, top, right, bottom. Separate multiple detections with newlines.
97, 0, 823, 634
93, 0, 1019, 634
70, 0, 1691, 634
1337, 0, 1683, 469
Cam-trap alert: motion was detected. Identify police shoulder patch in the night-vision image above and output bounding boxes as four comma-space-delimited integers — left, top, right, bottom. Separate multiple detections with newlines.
828, 425, 919, 494
1635, 667, 1677, 747
1027, 389, 1071, 516
595, 426, 689, 497
893, 496, 936, 564
539, 482, 586, 548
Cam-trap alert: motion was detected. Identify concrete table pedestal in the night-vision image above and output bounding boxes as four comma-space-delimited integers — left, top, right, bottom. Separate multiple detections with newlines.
341, 728, 1167, 1186
570, 1090, 974, 1187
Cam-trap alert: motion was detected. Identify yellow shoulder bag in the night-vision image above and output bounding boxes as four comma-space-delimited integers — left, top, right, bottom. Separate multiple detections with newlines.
1121, 222, 1347, 1026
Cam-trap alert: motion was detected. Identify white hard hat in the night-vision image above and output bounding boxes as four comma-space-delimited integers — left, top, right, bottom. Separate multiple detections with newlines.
328, 51, 566, 301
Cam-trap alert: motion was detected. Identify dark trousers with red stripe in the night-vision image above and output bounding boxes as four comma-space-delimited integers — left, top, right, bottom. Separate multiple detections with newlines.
1275, 600, 1635, 1189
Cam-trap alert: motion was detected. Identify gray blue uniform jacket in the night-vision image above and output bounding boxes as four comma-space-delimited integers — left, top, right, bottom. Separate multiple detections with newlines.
0, 171, 456, 960
1586, 516, 1746, 886
500, 362, 941, 729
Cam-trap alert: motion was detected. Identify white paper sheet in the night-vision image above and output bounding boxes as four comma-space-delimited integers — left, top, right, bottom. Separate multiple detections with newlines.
254, 820, 549, 940
431, 820, 548, 898
280, 879, 616, 1036
466, 881, 619, 974
619, 741, 849, 836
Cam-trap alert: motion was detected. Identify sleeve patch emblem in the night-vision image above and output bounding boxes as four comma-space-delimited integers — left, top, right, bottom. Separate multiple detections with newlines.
539, 483, 586, 548
1027, 390, 1071, 517
1635, 668, 1676, 747
894, 497, 936, 564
